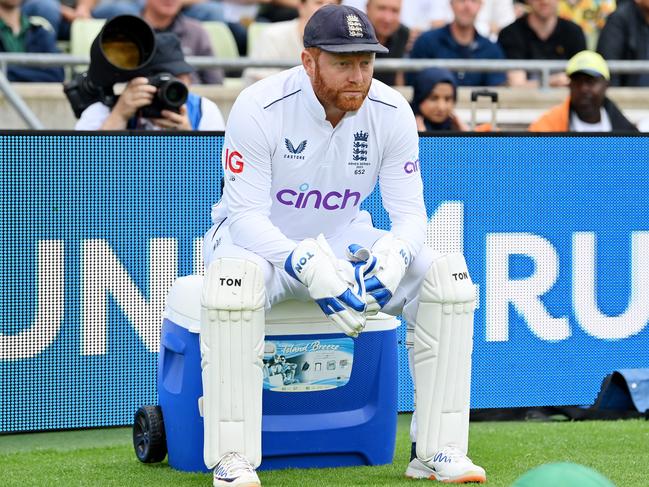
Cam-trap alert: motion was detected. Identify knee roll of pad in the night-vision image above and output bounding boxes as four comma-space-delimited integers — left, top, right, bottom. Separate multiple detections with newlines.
200, 258, 266, 469
413, 253, 476, 461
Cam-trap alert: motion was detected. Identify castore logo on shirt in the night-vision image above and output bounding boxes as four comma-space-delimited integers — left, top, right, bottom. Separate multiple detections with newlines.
284, 138, 307, 159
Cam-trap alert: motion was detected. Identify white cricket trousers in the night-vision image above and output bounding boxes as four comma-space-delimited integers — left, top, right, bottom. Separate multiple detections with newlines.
203, 211, 439, 325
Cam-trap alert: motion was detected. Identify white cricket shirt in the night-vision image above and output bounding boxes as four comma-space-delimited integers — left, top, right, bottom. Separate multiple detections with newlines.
212, 65, 426, 268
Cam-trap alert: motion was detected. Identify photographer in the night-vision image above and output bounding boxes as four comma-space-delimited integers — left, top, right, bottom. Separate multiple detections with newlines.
75, 32, 225, 130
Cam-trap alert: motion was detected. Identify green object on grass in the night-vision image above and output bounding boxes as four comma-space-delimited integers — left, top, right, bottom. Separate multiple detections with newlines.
512, 462, 615, 487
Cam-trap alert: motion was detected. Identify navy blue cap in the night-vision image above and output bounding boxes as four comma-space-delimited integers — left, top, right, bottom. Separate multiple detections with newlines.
303, 5, 388, 54
144, 32, 194, 76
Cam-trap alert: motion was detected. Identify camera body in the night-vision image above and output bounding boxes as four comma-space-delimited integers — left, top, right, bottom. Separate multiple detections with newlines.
64, 72, 114, 119
140, 73, 188, 119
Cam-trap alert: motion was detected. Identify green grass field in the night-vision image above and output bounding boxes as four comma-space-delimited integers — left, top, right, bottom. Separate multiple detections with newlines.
1, 415, 647, 486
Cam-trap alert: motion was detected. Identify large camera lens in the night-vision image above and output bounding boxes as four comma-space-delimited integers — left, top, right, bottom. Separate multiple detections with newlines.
158, 79, 188, 108
87, 15, 156, 86
162, 82, 186, 105
99, 16, 155, 71
102, 37, 141, 70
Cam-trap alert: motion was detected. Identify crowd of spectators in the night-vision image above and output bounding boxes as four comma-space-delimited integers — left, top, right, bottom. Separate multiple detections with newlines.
498, 0, 585, 87
2, 0, 649, 131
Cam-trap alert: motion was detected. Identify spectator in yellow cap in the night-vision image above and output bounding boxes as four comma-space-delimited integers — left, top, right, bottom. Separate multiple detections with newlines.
529, 50, 637, 132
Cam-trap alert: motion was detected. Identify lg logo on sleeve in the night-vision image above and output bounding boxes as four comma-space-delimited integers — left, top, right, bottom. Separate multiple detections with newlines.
225, 148, 244, 173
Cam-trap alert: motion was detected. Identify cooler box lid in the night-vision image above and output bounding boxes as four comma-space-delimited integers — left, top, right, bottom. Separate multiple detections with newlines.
163, 275, 399, 335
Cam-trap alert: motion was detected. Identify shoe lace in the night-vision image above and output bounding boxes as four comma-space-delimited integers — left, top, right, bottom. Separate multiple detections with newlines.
218, 452, 255, 476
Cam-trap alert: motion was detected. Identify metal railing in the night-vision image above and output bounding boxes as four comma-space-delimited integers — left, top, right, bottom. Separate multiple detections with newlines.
3, 52, 649, 128
0, 70, 44, 129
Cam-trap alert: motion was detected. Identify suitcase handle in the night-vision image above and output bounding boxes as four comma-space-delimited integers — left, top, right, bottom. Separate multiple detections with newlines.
470, 90, 499, 103
470, 90, 499, 130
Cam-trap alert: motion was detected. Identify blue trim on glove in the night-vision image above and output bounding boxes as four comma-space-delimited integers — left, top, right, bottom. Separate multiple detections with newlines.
364, 256, 378, 275
316, 297, 345, 315
365, 275, 384, 292
337, 289, 366, 312
347, 243, 364, 255
284, 251, 299, 280
353, 262, 365, 295
369, 288, 392, 308
365, 275, 392, 308
316, 290, 367, 315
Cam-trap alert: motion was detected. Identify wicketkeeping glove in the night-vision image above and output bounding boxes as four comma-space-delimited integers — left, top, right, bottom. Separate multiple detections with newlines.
347, 234, 411, 316
285, 234, 368, 337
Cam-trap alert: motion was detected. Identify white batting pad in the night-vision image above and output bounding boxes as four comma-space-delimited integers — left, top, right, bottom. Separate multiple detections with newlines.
200, 258, 266, 469
413, 253, 476, 461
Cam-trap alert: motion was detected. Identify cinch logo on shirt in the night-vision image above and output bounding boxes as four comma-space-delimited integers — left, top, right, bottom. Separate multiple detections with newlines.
276, 183, 361, 210
404, 158, 420, 174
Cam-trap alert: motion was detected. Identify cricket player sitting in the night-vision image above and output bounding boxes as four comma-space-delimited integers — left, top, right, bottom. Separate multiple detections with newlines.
200, 4, 486, 485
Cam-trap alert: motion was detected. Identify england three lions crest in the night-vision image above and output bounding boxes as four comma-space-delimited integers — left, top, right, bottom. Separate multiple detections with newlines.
352, 131, 368, 162
346, 14, 365, 38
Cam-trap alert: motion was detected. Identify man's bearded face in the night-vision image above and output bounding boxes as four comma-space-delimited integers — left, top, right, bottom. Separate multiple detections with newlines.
311, 51, 374, 112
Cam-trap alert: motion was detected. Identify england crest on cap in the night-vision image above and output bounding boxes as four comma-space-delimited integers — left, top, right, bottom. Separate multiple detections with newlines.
303, 5, 389, 54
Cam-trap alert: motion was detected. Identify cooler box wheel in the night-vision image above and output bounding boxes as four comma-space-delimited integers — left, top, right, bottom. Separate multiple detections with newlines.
133, 405, 167, 463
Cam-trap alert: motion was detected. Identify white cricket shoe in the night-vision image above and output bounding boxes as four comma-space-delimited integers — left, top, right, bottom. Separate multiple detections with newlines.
212, 452, 261, 487
405, 444, 486, 483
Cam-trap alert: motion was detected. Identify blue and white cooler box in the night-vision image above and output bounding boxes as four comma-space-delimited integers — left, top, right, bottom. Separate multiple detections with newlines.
159, 275, 400, 472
